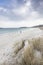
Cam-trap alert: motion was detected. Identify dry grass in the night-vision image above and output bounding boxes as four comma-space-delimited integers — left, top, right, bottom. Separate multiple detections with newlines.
0, 37, 43, 65
23, 37, 43, 65
38, 27, 43, 30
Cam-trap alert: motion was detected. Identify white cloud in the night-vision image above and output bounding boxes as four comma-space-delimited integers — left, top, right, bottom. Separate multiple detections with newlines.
25, 0, 31, 7
0, 0, 43, 28
0, 7, 7, 12
0, 17, 43, 28
12, 6, 27, 16
11, 0, 40, 20
0, 15, 10, 22
12, 0, 31, 17
31, 11, 39, 18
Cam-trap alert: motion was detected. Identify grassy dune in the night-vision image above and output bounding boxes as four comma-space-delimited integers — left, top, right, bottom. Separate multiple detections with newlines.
24, 37, 43, 65
0, 28, 43, 65
1, 36, 43, 65
0, 36, 43, 65
39, 27, 43, 30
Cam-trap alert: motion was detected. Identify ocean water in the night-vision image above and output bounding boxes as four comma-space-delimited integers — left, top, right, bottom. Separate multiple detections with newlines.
0, 28, 18, 34
0, 28, 28, 34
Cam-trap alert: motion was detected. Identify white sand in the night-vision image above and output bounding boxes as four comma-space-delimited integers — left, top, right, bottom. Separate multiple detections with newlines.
0, 28, 43, 65
0, 28, 42, 49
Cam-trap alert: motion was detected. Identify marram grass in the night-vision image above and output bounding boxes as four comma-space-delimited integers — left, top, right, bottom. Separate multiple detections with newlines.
0, 37, 43, 65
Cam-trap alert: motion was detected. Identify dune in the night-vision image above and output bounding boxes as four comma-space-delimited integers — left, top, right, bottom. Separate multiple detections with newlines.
0, 28, 43, 65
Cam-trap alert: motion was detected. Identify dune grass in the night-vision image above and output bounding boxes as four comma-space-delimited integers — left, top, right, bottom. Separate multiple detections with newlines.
23, 37, 43, 65
0, 37, 43, 65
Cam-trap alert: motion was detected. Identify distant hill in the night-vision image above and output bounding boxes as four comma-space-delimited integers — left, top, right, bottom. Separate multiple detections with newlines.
32, 25, 43, 30
32, 25, 43, 27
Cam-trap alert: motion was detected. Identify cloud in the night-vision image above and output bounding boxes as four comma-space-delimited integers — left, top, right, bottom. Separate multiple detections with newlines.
0, 7, 8, 13
0, 18, 43, 28
12, 1, 31, 17
31, 0, 43, 16
0, 0, 43, 28
10, 0, 41, 20
0, 0, 32, 21
0, 0, 40, 20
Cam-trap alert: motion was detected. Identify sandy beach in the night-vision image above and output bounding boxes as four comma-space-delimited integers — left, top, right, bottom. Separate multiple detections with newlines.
0, 28, 43, 65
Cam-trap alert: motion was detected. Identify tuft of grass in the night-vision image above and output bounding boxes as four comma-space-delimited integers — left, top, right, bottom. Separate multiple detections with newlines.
0, 37, 43, 65
23, 37, 43, 65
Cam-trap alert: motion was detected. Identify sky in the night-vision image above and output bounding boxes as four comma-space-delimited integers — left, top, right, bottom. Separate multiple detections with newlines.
0, 0, 43, 28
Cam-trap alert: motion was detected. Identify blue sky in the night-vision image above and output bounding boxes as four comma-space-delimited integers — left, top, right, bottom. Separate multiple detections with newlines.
0, 0, 43, 28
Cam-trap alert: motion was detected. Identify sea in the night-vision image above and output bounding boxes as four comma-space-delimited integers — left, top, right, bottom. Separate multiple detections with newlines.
0, 28, 28, 34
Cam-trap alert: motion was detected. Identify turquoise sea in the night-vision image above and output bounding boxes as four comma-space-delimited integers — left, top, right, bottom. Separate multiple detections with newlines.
0, 27, 28, 34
